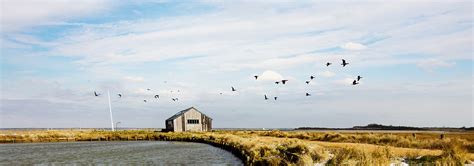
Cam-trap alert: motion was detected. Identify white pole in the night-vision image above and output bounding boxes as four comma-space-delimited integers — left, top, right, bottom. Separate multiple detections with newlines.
107, 90, 115, 131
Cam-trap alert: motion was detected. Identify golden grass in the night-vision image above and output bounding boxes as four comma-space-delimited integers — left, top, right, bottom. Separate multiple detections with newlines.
309, 140, 442, 156
0, 129, 472, 165
233, 130, 474, 153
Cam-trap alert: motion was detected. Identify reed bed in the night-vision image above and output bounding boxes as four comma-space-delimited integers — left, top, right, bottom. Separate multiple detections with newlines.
0, 129, 472, 165
229, 130, 474, 153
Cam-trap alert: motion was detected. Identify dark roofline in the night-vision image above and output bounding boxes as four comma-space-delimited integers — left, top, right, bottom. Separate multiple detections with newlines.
166, 107, 212, 121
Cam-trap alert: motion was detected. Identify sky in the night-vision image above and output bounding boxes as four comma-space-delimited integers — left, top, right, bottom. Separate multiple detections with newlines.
0, 0, 472, 128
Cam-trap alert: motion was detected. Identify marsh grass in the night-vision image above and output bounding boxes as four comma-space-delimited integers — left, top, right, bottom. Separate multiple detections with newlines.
157, 132, 331, 165
256, 130, 474, 153
326, 146, 392, 165
0, 129, 472, 165
436, 139, 470, 165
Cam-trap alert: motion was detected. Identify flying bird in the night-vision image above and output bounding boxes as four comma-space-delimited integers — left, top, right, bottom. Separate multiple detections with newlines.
352, 80, 359, 85
154, 95, 159, 99
274, 97, 278, 100
281, 80, 288, 84
94, 91, 100, 96
264, 95, 268, 100
275, 81, 280, 84
147, 88, 152, 91
357, 75, 362, 81
143, 100, 147, 102
231, 87, 236, 91
172, 98, 179, 101
310, 76, 315, 80
305, 81, 310, 84
117, 94, 122, 98
306, 93, 311, 96
254, 75, 258, 80
341, 59, 349, 67
326, 62, 332, 66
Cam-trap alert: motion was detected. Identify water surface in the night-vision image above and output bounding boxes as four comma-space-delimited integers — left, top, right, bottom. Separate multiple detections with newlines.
0, 141, 243, 165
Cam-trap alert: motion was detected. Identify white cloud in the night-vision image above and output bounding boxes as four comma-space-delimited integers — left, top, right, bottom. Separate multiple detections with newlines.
340, 42, 367, 50
258, 70, 284, 81
0, 0, 112, 32
318, 71, 336, 78
123, 76, 145, 82
334, 78, 354, 85
417, 59, 455, 72
12, 0, 468, 73
132, 88, 150, 96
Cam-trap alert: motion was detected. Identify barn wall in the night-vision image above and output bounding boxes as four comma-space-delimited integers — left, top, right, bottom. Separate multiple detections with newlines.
207, 117, 212, 131
183, 109, 203, 131
201, 114, 212, 131
173, 115, 184, 132
165, 120, 174, 131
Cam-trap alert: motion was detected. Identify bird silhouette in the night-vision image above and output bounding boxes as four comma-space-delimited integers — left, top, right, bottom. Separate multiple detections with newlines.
357, 75, 362, 81
143, 100, 147, 102
305, 81, 310, 84
264, 95, 268, 100
231, 87, 236, 91
254, 75, 258, 80
306, 93, 311, 96
275, 81, 280, 84
352, 80, 359, 85
147, 88, 151, 91
172, 98, 179, 101
310, 76, 315, 80
326, 62, 332, 66
117, 94, 122, 98
281, 80, 288, 84
274, 97, 278, 100
154, 95, 159, 99
341, 59, 349, 67
94, 91, 100, 96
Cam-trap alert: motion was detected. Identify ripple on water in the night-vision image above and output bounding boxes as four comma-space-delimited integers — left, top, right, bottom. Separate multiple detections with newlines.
0, 141, 243, 165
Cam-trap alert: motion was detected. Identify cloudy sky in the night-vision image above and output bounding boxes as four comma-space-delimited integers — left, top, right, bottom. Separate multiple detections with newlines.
1, 0, 472, 128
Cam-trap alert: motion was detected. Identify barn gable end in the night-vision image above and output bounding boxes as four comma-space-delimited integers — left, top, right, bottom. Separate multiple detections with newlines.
165, 107, 212, 132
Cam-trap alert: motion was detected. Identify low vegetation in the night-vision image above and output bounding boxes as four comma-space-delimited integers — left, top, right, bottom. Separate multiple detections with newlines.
0, 129, 472, 165
251, 130, 474, 153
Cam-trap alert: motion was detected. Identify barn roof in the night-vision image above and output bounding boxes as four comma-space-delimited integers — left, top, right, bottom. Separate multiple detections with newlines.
166, 107, 212, 121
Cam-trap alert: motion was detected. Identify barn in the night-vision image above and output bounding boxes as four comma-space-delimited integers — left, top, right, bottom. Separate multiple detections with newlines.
165, 107, 212, 132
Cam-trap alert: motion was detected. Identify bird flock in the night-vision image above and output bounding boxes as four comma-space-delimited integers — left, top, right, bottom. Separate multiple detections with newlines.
93, 59, 362, 103
93, 85, 181, 103
233, 59, 362, 101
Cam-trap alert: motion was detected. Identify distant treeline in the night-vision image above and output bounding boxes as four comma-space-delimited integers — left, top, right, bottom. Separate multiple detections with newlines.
297, 124, 474, 131
2, 124, 473, 131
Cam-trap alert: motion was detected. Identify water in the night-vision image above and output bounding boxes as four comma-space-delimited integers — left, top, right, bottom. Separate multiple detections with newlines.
0, 141, 243, 165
